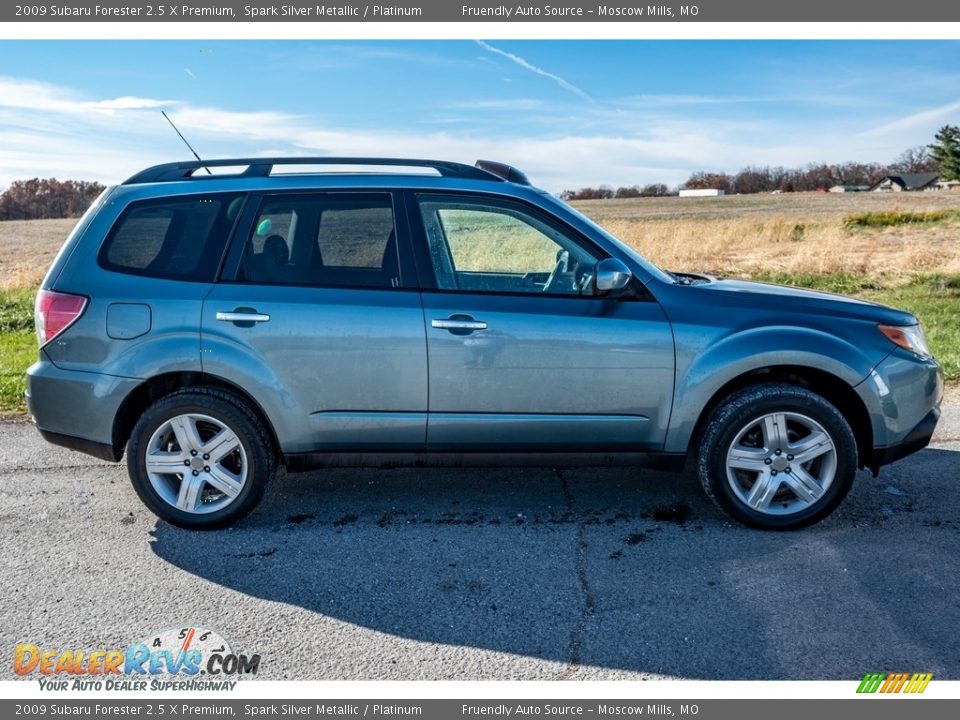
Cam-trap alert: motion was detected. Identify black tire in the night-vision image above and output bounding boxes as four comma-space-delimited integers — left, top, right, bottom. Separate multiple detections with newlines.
697, 383, 857, 530
127, 387, 275, 529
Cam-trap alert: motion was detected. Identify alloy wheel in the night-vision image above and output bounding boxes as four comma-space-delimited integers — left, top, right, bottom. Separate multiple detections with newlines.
144, 413, 248, 514
725, 411, 838, 516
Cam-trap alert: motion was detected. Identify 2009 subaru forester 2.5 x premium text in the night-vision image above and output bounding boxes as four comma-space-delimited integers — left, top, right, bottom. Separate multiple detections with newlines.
27, 157, 943, 530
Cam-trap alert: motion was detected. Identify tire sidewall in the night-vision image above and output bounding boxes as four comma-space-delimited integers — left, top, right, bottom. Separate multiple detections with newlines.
127, 393, 269, 529
700, 386, 857, 530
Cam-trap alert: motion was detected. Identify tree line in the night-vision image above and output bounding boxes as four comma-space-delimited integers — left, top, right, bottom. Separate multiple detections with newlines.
561, 128, 959, 200
1, 127, 958, 217
0, 178, 106, 221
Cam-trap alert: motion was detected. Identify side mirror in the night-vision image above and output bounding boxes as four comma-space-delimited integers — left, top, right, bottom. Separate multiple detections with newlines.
594, 258, 633, 295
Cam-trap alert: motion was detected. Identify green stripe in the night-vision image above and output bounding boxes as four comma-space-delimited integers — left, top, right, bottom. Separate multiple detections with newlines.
856, 673, 885, 693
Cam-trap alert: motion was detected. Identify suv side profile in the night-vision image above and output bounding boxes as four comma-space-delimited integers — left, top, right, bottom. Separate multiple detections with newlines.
27, 157, 943, 530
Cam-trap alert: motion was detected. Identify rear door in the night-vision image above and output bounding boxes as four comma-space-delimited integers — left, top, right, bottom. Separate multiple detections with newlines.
201, 191, 428, 454
409, 192, 675, 451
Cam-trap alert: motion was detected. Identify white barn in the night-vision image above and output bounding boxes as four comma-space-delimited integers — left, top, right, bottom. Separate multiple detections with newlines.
679, 188, 725, 197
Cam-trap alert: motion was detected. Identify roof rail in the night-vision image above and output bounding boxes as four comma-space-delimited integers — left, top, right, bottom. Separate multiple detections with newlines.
474, 160, 531, 186
123, 157, 506, 185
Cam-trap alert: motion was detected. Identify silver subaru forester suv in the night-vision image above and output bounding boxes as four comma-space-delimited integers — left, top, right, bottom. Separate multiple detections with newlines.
27, 157, 943, 530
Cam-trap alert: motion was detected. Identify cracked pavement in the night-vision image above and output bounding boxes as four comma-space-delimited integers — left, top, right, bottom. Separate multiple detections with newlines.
1, 398, 959, 680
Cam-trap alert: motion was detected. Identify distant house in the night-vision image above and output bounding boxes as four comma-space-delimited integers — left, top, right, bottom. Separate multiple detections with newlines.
679, 188, 725, 197
870, 173, 940, 192
829, 184, 871, 193
936, 179, 960, 192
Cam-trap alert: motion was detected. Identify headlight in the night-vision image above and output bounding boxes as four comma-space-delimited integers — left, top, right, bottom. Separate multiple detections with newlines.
878, 323, 932, 359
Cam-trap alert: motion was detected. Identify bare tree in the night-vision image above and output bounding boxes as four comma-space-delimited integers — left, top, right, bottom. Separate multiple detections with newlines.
892, 146, 939, 174
683, 172, 733, 193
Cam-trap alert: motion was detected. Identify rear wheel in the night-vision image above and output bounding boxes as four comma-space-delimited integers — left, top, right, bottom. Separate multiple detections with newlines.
697, 383, 857, 530
127, 388, 274, 529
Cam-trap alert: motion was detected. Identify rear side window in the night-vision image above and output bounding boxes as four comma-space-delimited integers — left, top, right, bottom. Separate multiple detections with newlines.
99, 193, 245, 281
237, 193, 400, 288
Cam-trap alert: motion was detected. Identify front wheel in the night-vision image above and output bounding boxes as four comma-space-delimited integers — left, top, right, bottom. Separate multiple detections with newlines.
127, 388, 274, 529
697, 383, 858, 530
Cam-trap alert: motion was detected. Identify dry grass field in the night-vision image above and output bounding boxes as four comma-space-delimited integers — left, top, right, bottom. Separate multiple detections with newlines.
1, 191, 959, 413
0, 218, 77, 292
573, 190, 960, 280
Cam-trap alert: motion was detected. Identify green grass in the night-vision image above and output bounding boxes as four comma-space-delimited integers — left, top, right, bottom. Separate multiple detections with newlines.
0, 332, 35, 414
0, 277, 957, 415
0, 290, 36, 413
0, 289, 34, 332
844, 209, 959, 229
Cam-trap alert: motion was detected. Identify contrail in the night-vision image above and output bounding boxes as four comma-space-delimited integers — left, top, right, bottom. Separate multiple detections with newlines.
185, 68, 197, 80
475, 40, 594, 103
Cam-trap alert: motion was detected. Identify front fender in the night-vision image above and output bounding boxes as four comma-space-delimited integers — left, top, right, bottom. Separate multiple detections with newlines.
664, 325, 886, 453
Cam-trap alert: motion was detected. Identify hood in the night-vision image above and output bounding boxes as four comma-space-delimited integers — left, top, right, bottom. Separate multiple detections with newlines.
692, 277, 917, 325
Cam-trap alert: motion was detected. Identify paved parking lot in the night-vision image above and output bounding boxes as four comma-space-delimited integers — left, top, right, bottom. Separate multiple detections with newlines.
1, 403, 958, 680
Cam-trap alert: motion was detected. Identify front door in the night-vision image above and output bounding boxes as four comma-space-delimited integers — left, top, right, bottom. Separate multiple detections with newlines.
411, 193, 675, 451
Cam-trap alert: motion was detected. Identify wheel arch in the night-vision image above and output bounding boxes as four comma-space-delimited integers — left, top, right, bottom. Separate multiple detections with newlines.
686, 365, 873, 468
111, 371, 281, 463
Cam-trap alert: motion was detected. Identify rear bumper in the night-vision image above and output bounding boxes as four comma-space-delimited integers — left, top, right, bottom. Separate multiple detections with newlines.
36, 428, 118, 462
26, 357, 139, 462
871, 407, 940, 469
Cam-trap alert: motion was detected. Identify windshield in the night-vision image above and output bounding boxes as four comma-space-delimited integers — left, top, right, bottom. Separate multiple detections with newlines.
539, 194, 676, 284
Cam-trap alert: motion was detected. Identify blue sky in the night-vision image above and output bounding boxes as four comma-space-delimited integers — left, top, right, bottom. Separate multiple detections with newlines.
0, 40, 958, 191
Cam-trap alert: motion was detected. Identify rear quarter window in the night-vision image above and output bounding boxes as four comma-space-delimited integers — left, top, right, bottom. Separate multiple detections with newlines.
98, 193, 245, 281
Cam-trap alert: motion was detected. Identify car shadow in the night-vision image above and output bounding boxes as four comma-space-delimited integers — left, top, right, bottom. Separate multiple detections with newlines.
148, 448, 960, 679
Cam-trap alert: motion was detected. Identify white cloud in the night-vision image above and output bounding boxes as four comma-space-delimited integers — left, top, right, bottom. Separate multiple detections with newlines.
0, 75, 934, 192
861, 98, 960, 137
0, 76, 174, 116
475, 41, 594, 104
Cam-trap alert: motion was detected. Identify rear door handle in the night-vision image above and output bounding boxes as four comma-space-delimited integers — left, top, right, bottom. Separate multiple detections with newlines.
216, 310, 270, 323
432, 316, 488, 332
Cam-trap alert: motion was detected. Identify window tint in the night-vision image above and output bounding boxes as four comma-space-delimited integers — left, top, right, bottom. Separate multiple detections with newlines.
238, 194, 400, 288
99, 194, 244, 281
317, 202, 394, 268
417, 196, 599, 296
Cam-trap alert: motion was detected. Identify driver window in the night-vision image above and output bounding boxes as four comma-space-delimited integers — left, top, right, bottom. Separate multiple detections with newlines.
417, 196, 599, 296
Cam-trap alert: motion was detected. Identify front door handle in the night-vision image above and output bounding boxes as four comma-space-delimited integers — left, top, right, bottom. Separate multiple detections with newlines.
216, 310, 270, 323
432, 316, 488, 333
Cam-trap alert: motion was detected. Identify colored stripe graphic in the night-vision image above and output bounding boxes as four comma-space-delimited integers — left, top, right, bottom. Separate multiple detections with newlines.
886, 673, 909, 693
857, 673, 886, 693
904, 673, 933, 693
857, 672, 932, 693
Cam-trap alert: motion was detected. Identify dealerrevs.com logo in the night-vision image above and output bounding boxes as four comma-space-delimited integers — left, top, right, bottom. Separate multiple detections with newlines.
13, 626, 260, 691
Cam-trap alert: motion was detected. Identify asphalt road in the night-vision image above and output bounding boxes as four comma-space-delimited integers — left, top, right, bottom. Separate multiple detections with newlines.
1, 402, 958, 681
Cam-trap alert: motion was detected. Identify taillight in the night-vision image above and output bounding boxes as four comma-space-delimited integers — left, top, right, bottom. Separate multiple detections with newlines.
35, 290, 87, 346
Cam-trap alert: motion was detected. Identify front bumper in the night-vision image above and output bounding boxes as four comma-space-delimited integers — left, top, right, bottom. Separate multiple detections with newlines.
859, 349, 943, 471
871, 407, 940, 469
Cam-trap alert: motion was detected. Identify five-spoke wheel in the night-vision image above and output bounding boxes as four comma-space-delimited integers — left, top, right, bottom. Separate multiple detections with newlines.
127, 389, 274, 529
144, 413, 248, 515
698, 383, 857, 530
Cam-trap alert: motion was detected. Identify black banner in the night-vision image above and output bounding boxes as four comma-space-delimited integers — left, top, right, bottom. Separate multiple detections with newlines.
5, 1, 960, 23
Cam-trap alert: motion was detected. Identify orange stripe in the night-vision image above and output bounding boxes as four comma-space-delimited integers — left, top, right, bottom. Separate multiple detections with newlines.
893, 673, 909, 693
880, 674, 895, 693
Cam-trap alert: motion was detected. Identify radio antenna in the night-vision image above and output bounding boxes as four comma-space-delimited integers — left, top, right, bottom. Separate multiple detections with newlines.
161, 110, 212, 175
